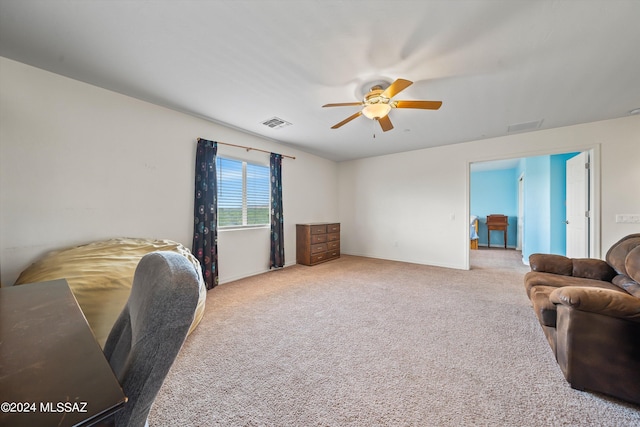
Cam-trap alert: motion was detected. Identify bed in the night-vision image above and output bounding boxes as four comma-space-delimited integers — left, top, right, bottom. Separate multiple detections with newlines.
470, 215, 479, 250
14, 237, 207, 348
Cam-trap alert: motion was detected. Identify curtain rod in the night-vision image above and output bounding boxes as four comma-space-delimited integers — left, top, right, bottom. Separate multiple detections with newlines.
197, 138, 296, 160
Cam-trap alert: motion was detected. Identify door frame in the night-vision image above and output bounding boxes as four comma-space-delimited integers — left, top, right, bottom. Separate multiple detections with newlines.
465, 145, 600, 270
517, 172, 524, 251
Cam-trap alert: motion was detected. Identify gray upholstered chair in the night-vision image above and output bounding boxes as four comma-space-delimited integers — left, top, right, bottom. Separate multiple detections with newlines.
102, 251, 200, 427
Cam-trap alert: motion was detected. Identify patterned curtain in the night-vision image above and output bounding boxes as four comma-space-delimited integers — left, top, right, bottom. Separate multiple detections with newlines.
270, 153, 285, 269
193, 139, 218, 289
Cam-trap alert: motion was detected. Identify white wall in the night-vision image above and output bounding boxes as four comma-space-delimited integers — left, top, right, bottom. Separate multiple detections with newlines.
2, 56, 638, 286
0, 57, 338, 285
338, 146, 468, 269
338, 115, 640, 269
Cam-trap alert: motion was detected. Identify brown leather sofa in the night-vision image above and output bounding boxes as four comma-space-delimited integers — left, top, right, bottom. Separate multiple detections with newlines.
524, 233, 640, 405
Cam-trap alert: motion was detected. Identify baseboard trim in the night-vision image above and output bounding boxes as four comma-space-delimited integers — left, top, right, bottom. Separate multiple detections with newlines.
219, 261, 297, 285
477, 243, 518, 249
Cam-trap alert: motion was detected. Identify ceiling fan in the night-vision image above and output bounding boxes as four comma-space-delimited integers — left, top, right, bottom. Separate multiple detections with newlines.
322, 78, 442, 132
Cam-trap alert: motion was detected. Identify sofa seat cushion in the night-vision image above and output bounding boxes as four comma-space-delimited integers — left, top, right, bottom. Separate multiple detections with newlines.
530, 285, 558, 327
525, 271, 624, 297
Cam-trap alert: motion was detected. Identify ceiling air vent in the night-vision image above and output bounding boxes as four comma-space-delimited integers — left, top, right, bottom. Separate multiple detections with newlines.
507, 119, 543, 133
261, 117, 292, 129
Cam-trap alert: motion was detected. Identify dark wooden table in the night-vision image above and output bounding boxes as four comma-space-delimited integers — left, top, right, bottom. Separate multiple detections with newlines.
486, 214, 509, 249
0, 279, 126, 427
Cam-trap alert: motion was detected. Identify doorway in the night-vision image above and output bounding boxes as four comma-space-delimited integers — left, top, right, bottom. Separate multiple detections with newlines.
468, 148, 599, 268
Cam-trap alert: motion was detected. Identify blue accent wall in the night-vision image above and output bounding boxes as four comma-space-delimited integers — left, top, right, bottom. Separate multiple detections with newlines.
523, 156, 551, 258
470, 168, 518, 248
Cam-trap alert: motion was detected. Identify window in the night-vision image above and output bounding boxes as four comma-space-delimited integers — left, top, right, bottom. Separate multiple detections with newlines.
216, 157, 270, 228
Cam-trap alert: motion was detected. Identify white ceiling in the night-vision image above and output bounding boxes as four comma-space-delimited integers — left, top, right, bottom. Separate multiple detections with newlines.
1, 0, 639, 162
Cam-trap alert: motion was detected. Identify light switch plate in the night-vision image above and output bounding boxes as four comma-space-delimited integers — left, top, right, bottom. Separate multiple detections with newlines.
615, 214, 640, 223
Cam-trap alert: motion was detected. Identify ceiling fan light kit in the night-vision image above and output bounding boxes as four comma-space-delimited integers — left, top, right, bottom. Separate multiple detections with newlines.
362, 103, 391, 120
323, 78, 442, 132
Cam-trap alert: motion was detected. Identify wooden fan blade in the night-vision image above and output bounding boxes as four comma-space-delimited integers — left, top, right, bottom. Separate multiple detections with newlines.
381, 78, 413, 99
395, 100, 443, 110
378, 115, 393, 132
331, 111, 363, 129
322, 102, 363, 108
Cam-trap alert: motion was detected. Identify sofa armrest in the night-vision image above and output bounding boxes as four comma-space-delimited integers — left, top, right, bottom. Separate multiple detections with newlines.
550, 286, 640, 323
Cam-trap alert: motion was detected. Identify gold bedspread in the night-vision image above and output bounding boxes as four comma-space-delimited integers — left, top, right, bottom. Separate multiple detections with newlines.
15, 237, 207, 348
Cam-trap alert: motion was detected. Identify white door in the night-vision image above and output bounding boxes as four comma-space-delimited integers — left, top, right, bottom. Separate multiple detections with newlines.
566, 152, 589, 257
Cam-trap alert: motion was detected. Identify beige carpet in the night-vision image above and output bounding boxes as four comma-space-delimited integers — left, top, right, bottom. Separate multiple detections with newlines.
149, 250, 640, 426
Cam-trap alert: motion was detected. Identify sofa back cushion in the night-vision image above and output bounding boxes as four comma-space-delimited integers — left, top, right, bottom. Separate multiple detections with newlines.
572, 258, 617, 281
606, 233, 640, 276
606, 234, 640, 298
529, 254, 573, 276
627, 245, 640, 284
616, 246, 640, 297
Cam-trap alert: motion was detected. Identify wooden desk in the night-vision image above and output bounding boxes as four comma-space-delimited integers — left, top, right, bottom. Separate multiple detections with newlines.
486, 214, 509, 249
0, 279, 126, 427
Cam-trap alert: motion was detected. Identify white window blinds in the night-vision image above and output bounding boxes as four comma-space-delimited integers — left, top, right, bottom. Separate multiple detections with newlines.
217, 157, 270, 227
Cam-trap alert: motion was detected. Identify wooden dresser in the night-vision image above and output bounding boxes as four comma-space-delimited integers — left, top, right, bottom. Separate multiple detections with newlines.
296, 223, 340, 265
